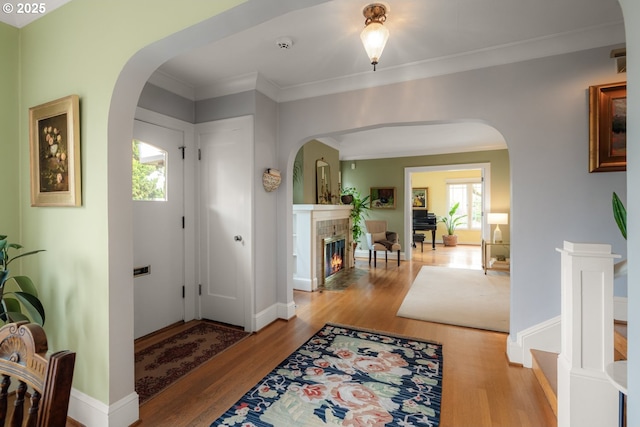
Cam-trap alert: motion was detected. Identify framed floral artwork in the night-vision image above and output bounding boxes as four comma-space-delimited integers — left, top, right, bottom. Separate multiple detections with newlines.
589, 82, 626, 172
29, 95, 81, 206
370, 187, 396, 209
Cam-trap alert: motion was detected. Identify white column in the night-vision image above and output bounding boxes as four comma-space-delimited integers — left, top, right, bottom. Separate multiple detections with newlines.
556, 241, 620, 427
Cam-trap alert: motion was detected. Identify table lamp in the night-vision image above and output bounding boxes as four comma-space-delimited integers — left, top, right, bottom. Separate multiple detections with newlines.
487, 213, 508, 243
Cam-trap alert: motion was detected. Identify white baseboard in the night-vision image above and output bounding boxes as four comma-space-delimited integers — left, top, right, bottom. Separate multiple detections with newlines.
507, 315, 561, 368
252, 301, 296, 332
68, 389, 139, 427
293, 276, 317, 291
507, 297, 626, 367
278, 300, 296, 320
254, 304, 279, 332
614, 296, 627, 321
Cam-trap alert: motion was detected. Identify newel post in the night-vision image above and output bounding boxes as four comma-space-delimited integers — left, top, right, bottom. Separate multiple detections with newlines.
556, 241, 620, 427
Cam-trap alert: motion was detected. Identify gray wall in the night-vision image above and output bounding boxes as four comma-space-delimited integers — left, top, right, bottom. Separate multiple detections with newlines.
277, 45, 627, 337
254, 91, 279, 313
196, 91, 256, 123
138, 83, 195, 123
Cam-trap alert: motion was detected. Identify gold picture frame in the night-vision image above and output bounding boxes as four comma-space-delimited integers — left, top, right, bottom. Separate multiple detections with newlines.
589, 82, 626, 172
370, 187, 396, 209
412, 188, 428, 209
29, 95, 81, 206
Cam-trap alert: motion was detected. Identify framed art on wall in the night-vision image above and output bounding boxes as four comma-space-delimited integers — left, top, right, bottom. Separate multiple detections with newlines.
370, 187, 396, 209
589, 82, 626, 172
412, 188, 427, 209
29, 95, 81, 206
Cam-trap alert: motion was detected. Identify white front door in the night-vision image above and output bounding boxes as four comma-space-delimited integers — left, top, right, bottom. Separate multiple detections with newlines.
198, 116, 253, 329
133, 120, 185, 339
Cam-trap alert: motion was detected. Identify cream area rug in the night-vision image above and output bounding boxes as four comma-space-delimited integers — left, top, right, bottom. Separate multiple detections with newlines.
397, 266, 510, 332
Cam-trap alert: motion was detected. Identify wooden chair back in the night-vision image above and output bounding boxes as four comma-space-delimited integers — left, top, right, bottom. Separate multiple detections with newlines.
0, 322, 75, 427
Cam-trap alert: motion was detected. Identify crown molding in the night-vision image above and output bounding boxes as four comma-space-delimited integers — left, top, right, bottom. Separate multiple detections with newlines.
150, 20, 624, 103
274, 21, 625, 102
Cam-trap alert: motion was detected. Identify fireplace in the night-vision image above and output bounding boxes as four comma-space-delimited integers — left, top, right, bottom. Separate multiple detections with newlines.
323, 235, 346, 281
292, 204, 351, 291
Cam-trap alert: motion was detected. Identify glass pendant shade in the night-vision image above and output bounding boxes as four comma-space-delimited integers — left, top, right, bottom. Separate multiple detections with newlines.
360, 22, 389, 66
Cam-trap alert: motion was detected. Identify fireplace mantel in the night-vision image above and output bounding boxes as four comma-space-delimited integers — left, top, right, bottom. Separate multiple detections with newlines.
293, 204, 352, 291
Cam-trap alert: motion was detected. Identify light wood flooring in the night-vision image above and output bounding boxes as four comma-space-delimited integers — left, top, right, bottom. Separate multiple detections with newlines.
136, 244, 556, 427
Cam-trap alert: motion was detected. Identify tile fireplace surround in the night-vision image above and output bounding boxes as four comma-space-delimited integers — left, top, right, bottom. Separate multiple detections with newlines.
292, 204, 352, 291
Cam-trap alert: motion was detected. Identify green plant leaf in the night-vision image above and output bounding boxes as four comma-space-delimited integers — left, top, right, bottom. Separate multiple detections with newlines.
612, 192, 627, 240
0, 297, 22, 323
6, 249, 46, 266
2, 311, 30, 324
11, 275, 38, 297
9, 292, 45, 325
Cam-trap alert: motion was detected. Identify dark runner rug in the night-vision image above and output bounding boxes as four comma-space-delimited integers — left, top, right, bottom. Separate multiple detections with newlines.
135, 321, 250, 404
211, 324, 443, 426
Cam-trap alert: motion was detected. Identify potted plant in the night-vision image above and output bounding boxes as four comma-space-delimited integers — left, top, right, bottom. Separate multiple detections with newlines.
341, 187, 370, 262
0, 235, 46, 325
612, 192, 627, 277
439, 202, 466, 246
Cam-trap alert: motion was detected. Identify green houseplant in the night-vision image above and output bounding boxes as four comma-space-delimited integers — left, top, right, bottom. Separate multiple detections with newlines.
613, 192, 626, 240
439, 202, 467, 246
0, 235, 46, 325
341, 187, 370, 261
612, 192, 627, 277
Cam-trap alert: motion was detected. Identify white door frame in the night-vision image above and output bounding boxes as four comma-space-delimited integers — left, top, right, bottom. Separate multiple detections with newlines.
404, 162, 491, 260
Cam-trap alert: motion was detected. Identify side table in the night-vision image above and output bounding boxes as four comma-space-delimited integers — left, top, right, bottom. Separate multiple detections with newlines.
482, 240, 510, 274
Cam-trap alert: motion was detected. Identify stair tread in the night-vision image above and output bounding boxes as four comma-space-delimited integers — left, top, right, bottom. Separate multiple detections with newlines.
615, 321, 627, 339
531, 349, 558, 416
531, 349, 558, 394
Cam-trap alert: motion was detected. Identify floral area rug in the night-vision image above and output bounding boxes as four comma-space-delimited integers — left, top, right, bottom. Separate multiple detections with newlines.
211, 324, 443, 426
135, 321, 250, 404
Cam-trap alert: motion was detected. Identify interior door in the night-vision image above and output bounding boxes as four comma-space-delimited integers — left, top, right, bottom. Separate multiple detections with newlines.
133, 120, 185, 339
198, 116, 253, 329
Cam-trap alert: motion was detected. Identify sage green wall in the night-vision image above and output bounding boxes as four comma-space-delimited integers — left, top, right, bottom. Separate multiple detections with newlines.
341, 149, 510, 248
0, 23, 19, 239
293, 140, 340, 204
16, 0, 247, 405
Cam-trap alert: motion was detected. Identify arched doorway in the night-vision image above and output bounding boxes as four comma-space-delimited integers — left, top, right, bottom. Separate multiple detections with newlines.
106, 1, 328, 423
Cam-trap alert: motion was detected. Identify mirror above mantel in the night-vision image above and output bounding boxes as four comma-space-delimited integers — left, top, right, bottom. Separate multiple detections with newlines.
316, 158, 331, 204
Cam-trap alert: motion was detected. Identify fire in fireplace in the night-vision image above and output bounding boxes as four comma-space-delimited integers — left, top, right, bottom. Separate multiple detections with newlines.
324, 235, 346, 280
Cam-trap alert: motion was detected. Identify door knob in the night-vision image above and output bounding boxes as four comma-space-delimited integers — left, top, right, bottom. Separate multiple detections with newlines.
234, 235, 243, 242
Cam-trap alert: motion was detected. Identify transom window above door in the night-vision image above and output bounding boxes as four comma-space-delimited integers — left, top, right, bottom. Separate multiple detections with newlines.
132, 140, 167, 201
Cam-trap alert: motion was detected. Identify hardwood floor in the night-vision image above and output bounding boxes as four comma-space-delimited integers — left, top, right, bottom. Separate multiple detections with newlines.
137, 245, 556, 426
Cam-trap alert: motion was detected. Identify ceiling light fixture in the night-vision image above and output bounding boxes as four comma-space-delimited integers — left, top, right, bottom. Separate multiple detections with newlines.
360, 3, 389, 71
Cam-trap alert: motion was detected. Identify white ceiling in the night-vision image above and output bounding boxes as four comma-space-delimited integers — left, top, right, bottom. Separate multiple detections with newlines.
0, 0, 71, 27
4, 0, 624, 159
153, 0, 624, 159
154, 0, 624, 102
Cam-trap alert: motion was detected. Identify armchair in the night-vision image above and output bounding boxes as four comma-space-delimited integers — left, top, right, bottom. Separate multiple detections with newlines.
365, 220, 401, 267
